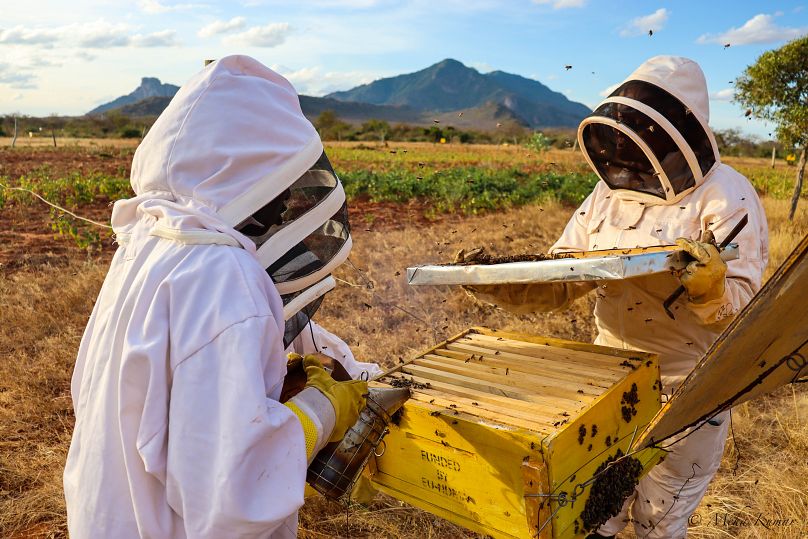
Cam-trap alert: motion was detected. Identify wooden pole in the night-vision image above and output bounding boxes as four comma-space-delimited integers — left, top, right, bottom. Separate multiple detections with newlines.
51, 129, 57, 147
789, 147, 806, 221
771, 145, 776, 169
11, 116, 17, 147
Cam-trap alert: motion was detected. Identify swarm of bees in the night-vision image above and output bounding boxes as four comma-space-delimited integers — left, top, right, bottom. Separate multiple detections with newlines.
579, 449, 644, 532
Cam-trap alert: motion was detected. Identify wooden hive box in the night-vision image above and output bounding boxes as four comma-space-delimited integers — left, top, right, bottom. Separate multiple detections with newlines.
368, 327, 662, 539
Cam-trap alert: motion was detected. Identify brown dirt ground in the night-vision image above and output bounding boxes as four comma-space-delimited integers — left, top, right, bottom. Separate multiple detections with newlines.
0, 146, 134, 179
0, 197, 458, 275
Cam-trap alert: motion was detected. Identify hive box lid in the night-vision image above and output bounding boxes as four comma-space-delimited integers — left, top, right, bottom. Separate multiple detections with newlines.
406, 244, 738, 286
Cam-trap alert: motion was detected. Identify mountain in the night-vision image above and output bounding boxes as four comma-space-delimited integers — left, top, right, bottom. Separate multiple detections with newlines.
298, 95, 419, 124
87, 60, 590, 129
118, 96, 174, 117
88, 77, 179, 115
327, 59, 591, 128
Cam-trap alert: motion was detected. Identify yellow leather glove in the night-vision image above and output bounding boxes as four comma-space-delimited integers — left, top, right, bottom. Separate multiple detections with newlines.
675, 230, 727, 303
303, 355, 368, 443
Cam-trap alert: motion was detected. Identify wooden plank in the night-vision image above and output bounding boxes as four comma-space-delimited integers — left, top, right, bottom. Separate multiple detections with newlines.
423, 353, 608, 393
635, 233, 808, 449
444, 342, 624, 383
471, 327, 656, 362
465, 334, 639, 371
400, 364, 583, 409
384, 373, 591, 419
431, 348, 616, 389
416, 356, 603, 399
405, 386, 559, 431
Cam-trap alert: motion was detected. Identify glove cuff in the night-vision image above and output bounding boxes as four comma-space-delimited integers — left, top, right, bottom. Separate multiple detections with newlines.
286, 387, 336, 460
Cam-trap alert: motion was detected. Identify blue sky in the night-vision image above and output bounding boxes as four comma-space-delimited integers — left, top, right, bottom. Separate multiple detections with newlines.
1, 0, 806, 138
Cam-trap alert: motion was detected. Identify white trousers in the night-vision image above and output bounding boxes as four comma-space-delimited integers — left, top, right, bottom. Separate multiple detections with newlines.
597, 410, 730, 538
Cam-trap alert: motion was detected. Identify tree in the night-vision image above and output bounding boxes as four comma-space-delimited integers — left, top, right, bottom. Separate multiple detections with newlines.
314, 110, 351, 141
734, 36, 808, 220
359, 119, 390, 142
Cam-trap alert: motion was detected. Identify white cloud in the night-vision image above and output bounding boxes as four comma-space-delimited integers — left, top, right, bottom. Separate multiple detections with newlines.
697, 13, 807, 45
198, 17, 246, 38
0, 21, 180, 49
138, 0, 204, 14
0, 26, 61, 46
0, 62, 37, 89
710, 88, 735, 102
532, 0, 585, 9
224, 22, 292, 47
620, 8, 669, 37
131, 30, 179, 47
599, 83, 619, 97
12, 92, 24, 101
469, 61, 494, 73
270, 64, 378, 96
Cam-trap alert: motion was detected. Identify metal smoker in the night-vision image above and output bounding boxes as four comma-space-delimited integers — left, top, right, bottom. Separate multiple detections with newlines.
281, 355, 410, 502
306, 386, 410, 501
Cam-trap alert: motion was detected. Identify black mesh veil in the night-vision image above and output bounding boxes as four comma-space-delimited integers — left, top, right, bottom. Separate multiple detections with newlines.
236, 150, 351, 342
266, 202, 350, 288
281, 286, 328, 348
580, 78, 717, 201
609, 80, 715, 177
582, 123, 666, 198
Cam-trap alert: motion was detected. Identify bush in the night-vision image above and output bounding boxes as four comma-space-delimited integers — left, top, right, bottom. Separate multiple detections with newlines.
525, 132, 551, 153
119, 127, 142, 138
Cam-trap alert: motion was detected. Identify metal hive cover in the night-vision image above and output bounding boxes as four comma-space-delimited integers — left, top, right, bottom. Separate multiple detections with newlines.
406, 244, 739, 286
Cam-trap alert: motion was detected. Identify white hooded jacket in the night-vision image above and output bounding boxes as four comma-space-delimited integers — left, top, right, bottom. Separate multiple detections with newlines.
64, 56, 325, 538
554, 56, 769, 391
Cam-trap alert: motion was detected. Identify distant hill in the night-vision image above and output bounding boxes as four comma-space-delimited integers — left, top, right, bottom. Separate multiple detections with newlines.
88, 77, 179, 115
118, 96, 174, 117
87, 59, 590, 130
297, 95, 418, 124
327, 59, 591, 128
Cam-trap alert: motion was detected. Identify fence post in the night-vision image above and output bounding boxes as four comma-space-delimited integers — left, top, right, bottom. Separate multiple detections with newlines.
11, 116, 17, 147
771, 145, 776, 169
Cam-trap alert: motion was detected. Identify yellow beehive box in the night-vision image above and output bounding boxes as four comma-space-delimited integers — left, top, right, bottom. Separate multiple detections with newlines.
368, 327, 662, 539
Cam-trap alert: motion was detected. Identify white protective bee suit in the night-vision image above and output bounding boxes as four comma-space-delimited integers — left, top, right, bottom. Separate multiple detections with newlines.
473, 57, 768, 538
64, 56, 355, 538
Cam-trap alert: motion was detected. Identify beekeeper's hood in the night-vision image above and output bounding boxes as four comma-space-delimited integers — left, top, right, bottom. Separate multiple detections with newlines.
578, 56, 721, 205
111, 55, 351, 299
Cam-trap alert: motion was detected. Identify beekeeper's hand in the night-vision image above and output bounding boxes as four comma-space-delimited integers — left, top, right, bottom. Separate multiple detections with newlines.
454, 248, 595, 314
302, 355, 368, 443
675, 230, 727, 304
283, 355, 367, 460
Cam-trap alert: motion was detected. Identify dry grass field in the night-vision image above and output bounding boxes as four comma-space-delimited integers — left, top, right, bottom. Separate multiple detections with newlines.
1, 142, 806, 538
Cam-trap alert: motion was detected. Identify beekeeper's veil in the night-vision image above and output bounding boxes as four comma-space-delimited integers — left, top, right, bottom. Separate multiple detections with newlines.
578, 56, 721, 205
236, 149, 351, 347
114, 55, 350, 347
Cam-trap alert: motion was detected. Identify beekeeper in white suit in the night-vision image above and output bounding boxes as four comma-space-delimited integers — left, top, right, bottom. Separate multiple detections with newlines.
64, 55, 370, 538
462, 56, 768, 538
